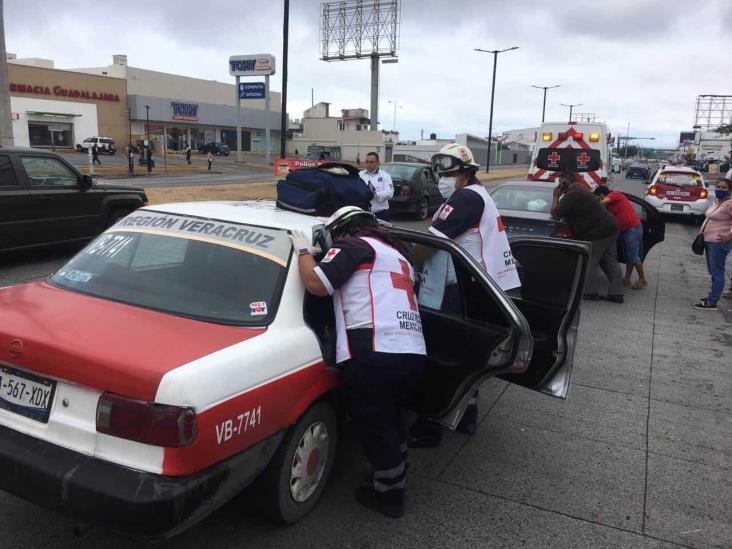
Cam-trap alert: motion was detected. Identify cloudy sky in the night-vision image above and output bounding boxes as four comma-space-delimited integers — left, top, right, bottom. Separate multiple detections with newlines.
6, 0, 732, 147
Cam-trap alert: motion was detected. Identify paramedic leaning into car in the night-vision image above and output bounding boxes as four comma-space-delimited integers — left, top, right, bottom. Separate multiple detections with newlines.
409, 144, 521, 447
359, 152, 395, 221
290, 206, 425, 519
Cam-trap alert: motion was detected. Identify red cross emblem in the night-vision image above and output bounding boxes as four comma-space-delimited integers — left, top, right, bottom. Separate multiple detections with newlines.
548, 151, 561, 167
577, 152, 590, 168
390, 259, 417, 311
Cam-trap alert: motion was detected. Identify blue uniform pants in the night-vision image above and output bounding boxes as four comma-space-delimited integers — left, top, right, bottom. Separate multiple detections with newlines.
342, 329, 424, 503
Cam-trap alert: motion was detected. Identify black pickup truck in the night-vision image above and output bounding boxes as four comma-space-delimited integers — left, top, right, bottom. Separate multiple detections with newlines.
0, 147, 147, 252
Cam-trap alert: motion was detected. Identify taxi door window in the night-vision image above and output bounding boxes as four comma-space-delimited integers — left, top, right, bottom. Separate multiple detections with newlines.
414, 245, 462, 317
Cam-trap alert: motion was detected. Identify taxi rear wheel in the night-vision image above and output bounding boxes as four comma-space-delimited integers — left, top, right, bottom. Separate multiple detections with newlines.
259, 401, 338, 524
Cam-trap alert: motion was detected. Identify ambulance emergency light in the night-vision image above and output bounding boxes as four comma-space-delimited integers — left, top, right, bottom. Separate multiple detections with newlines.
542, 132, 552, 141
589, 132, 600, 142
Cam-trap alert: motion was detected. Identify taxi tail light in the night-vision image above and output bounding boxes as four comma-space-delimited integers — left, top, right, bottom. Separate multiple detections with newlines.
700, 188, 708, 199
96, 392, 197, 447
648, 185, 657, 196
400, 184, 412, 198
542, 132, 552, 141
551, 222, 574, 239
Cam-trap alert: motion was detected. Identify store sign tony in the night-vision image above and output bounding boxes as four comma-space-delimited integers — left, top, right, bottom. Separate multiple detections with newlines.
171, 102, 199, 121
229, 54, 276, 77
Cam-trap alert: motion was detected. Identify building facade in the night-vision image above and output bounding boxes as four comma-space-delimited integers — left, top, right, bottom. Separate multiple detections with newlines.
7, 58, 128, 149
74, 56, 283, 153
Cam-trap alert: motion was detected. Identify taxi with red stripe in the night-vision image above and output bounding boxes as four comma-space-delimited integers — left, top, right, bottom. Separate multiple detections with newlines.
0, 200, 593, 537
643, 166, 710, 219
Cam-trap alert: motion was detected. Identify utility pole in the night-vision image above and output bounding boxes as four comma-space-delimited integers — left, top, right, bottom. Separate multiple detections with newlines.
279, 0, 289, 159
0, 0, 14, 146
475, 46, 519, 173
531, 84, 560, 123
145, 105, 152, 173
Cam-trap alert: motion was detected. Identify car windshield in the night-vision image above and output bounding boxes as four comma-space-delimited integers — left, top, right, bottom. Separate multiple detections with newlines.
384, 164, 419, 180
49, 212, 292, 326
491, 185, 554, 213
657, 172, 701, 187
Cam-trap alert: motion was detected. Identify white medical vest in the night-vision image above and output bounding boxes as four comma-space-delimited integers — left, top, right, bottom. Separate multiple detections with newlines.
436, 184, 521, 292
334, 236, 426, 363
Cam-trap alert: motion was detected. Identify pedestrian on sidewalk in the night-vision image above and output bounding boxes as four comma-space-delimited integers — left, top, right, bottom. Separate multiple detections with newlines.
186, 145, 192, 165
207, 151, 213, 171
695, 178, 732, 310
551, 171, 624, 303
294, 148, 299, 158
594, 185, 647, 289
91, 144, 101, 165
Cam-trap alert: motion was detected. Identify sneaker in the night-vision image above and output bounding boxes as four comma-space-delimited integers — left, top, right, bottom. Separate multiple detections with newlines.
583, 293, 601, 301
632, 279, 647, 290
604, 295, 624, 304
694, 300, 717, 310
354, 485, 405, 519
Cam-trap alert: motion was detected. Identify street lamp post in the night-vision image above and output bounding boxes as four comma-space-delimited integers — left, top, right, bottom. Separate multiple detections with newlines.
144, 105, 152, 173
386, 100, 403, 134
475, 46, 519, 173
531, 84, 560, 123
127, 107, 133, 174
560, 102, 582, 123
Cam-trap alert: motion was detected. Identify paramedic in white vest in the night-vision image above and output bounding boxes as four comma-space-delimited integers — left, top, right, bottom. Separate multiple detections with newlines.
289, 206, 425, 519
410, 143, 521, 447
359, 151, 395, 221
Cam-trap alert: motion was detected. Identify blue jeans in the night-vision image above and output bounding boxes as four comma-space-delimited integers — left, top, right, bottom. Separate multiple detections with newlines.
705, 241, 732, 305
620, 224, 643, 264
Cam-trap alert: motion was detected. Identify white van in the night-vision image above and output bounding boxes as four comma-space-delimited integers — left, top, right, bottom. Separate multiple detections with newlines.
528, 122, 610, 188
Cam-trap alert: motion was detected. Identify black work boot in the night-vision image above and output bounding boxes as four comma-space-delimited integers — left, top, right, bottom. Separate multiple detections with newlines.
354, 485, 405, 519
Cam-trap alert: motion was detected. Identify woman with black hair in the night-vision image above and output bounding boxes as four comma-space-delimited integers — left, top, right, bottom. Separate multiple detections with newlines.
289, 206, 425, 519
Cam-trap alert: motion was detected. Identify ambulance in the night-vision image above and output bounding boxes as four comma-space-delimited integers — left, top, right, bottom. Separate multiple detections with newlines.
528, 122, 612, 189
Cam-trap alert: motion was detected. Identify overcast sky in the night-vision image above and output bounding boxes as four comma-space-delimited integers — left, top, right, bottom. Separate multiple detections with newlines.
6, 0, 732, 147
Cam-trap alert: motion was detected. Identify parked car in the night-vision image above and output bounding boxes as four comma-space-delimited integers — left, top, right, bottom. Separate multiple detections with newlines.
383, 162, 443, 220
198, 142, 230, 156
490, 181, 665, 263
626, 163, 650, 180
76, 136, 117, 155
0, 148, 147, 252
0, 200, 592, 537
644, 166, 710, 220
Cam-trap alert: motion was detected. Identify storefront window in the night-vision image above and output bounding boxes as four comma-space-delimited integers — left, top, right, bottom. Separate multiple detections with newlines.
28, 122, 73, 148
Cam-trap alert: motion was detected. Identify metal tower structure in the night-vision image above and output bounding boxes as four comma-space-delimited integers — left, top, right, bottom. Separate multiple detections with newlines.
693, 95, 732, 129
320, 0, 400, 131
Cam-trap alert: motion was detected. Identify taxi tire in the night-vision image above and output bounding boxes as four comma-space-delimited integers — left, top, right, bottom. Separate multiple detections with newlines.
258, 401, 338, 524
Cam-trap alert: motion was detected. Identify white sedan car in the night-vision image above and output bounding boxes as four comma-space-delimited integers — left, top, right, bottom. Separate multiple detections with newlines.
644, 166, 709, 218
0, 201, 590, 537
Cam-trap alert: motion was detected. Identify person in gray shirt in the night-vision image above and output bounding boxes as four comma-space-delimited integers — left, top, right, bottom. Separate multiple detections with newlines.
551, 171, 625, 303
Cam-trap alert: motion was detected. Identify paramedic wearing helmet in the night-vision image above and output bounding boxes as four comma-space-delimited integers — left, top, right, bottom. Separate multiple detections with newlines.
410, 144, 521, 447
359, 152, 395, 221
290, 207, 425, 519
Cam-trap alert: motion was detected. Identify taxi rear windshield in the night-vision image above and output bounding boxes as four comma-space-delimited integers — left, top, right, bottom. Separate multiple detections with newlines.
657, 172, 701, 187
50, 212, 291, 326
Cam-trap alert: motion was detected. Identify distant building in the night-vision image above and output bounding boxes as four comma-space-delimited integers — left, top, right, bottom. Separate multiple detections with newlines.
501, 127, 538, 147
287, 102, 387, 161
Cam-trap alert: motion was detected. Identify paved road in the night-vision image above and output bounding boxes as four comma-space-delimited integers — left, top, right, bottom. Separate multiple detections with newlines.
0, 173, 730, 548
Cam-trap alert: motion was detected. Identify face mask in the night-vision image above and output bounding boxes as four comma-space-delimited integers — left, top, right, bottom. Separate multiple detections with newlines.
439, 176, 457, 199
715, 189, 729, 200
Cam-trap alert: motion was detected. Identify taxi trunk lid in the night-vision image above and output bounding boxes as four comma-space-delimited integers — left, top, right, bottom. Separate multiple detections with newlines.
0, 282, 264, 402
652, 183, 704, 201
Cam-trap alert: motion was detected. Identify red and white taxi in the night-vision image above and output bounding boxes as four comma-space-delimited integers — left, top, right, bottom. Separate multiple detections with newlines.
643, 166, 709, 218
0, 201, 591, 537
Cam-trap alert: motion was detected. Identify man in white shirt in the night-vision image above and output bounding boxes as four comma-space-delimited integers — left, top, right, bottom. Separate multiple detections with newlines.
359, 152, 394, 221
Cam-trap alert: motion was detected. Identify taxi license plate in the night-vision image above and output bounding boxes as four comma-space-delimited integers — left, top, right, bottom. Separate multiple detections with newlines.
670, 204, 684, 212
0, 366, 56, 423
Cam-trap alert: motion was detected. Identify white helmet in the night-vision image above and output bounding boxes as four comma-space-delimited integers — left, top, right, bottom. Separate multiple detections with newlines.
324, 206, 377, 238
431, 143, 481, 174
